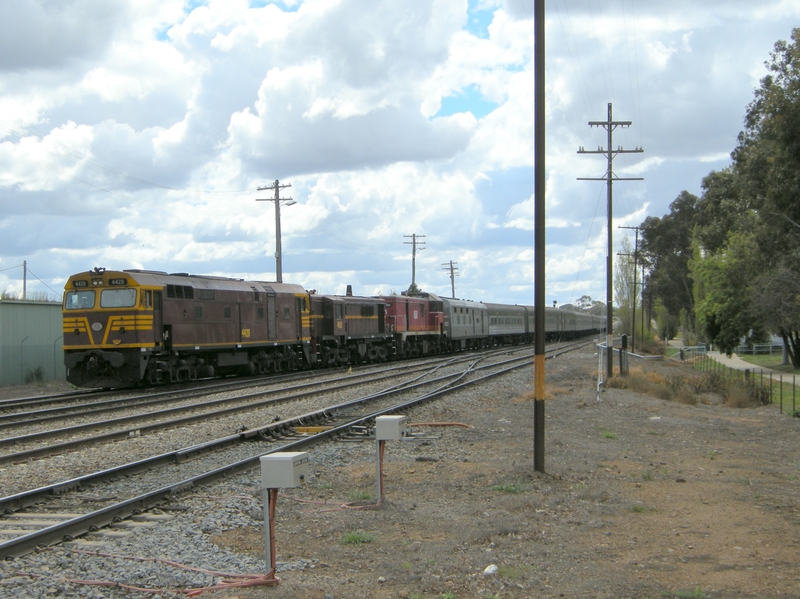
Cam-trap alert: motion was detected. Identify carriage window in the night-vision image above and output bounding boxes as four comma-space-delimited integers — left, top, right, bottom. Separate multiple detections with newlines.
65, 290, 96, 310
224, 307, 231, 319
100, 288, 136, 308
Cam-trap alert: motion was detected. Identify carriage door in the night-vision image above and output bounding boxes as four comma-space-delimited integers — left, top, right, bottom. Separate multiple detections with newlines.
378, 303, 385, 334
267, 293, 277, 340
295, 297, 304, 340
153, 291, 166, 349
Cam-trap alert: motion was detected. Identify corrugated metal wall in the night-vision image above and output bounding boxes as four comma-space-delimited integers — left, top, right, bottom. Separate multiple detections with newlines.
0, 300, 65, 385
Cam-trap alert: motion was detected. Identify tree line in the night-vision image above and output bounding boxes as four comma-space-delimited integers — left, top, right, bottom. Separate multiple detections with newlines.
638, 28, 800, 365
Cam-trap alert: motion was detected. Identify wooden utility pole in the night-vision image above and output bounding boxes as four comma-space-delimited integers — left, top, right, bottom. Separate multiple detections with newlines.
441, 261, 459, 298
533, 0, 546, 473
403, 234, 426, 289
578, 104, 643, 380
256, 180, 295, 283
618, 225, 641, 353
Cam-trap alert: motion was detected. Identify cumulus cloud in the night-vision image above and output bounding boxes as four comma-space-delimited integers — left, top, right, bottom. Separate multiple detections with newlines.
0, 0, 795, 307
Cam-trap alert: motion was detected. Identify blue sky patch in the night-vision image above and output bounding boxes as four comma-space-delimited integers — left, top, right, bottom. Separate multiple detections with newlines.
252, 0, 300, 10
466, 1, 493, 39
436, 85, 499, 119
475, 166, 533, 219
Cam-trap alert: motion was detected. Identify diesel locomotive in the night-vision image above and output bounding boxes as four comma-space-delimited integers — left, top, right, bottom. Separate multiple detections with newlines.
62, 268, 604, 388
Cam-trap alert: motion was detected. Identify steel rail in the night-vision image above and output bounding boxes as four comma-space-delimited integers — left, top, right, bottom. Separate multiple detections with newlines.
0, 348, 530, 465
0, 341, 588, 559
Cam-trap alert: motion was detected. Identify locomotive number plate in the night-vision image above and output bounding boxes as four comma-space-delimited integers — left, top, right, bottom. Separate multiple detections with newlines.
109, 278, 128, 286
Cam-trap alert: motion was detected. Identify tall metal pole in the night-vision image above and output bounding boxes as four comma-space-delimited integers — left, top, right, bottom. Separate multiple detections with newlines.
533, 0, 546, 473
578, 104, 643, 379
256, 180, 294, 283
22, 260, 27, 300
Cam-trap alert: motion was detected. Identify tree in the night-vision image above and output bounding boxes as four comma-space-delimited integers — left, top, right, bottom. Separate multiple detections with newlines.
574, 295, 594, 311
691, 233, 758, 355
613, 236, 638, 336
714, 27, 800, 364
694, 168, 751, 254
733, 28, 800, 257
639, 191, 699, 331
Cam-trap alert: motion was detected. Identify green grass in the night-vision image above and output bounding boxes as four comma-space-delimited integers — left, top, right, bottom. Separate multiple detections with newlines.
629, 504, 649, 513
341, 530, 375, 544
736, 353, 800, 373
349, 490, 372, 501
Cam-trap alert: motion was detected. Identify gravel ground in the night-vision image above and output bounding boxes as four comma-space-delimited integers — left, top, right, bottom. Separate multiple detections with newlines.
1, 345, 799, 598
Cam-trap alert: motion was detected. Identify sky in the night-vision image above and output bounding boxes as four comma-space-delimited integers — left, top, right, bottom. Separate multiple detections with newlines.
0, 0, 798, 307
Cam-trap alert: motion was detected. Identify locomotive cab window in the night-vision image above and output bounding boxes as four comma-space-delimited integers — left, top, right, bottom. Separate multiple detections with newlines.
100, 288, 137, 308
140, 290, 153, 309
224, 307, 232, 319
284, 306, 291, 319
65, 290, 96, 310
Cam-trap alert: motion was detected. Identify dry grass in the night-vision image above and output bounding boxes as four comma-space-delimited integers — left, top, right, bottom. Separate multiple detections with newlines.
605, 367, 765, 408
514, 386, 572, 402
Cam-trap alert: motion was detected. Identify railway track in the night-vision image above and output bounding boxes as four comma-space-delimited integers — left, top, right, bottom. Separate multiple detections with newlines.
0, 340, 589, 559
0, 347, 541, 465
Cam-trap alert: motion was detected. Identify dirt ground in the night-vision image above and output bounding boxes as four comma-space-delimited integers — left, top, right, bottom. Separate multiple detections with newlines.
204, 346, 800, 599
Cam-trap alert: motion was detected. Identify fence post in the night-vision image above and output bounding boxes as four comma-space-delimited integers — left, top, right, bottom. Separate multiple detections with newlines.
780, 375, 783, 414
768, 371, 772, 405
794, 375, 796, 415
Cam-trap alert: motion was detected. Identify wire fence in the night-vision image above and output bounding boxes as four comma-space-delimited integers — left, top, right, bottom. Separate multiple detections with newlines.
693, 354, 799, 417
734, 343, 785, 356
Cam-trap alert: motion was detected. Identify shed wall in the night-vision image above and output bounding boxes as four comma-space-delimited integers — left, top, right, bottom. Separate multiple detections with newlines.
0, 301, 65, 385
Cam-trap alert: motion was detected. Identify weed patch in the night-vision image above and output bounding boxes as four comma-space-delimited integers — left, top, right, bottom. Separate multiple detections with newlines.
341, 530, 375, 544
606, 366, 768, 408
25, 365, 45, 384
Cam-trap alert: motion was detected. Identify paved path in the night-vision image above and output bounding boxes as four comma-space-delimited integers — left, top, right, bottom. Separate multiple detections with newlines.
706, 350, 794, 380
